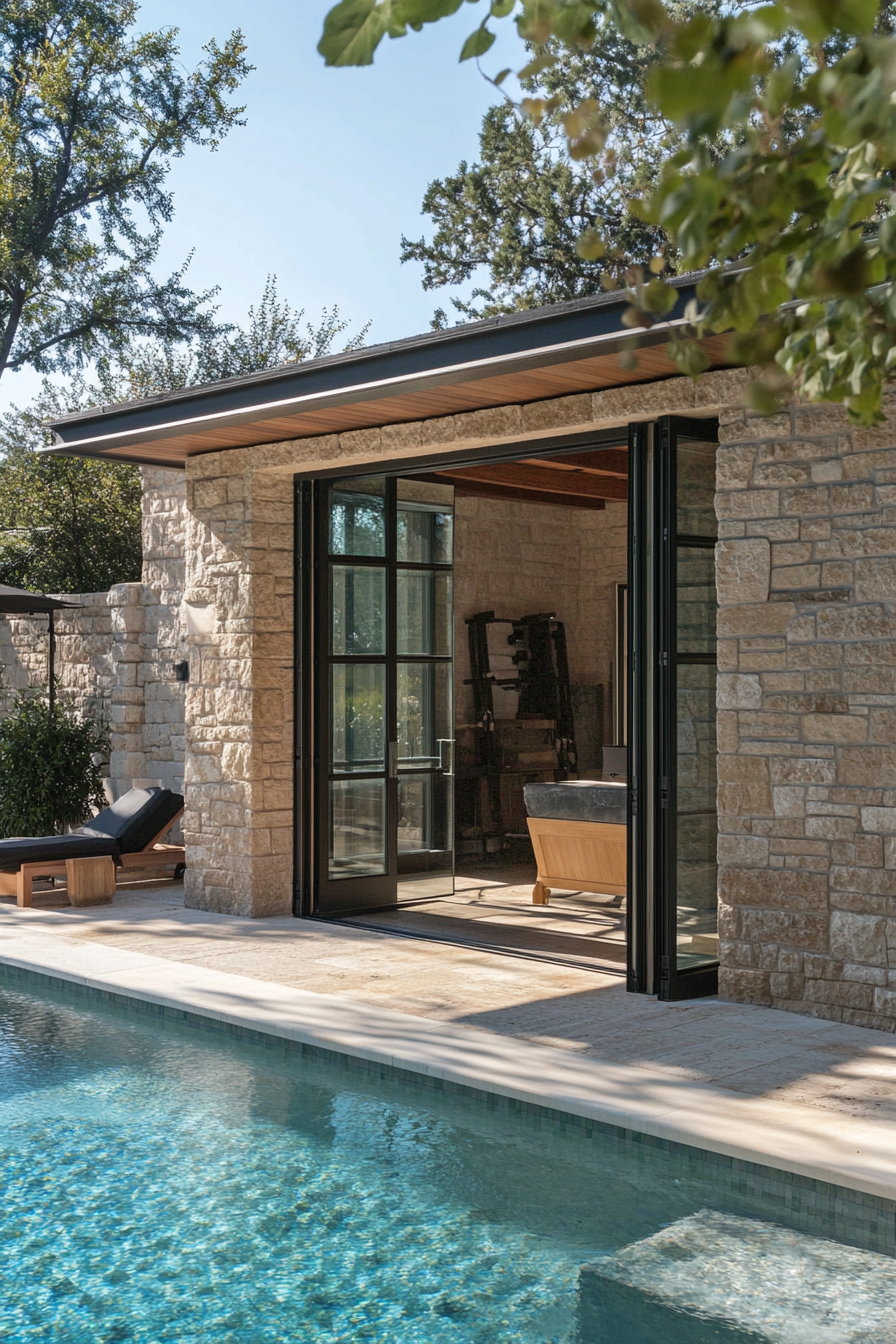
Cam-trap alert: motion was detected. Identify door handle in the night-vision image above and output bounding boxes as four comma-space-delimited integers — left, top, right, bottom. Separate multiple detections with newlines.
388, 741, 399, 778
438, 738, 455, 777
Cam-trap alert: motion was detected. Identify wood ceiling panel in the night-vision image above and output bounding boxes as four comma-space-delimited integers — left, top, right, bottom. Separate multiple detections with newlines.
523, 448, 628, 477
431, 477, 607, 510
445, 461, 628, 502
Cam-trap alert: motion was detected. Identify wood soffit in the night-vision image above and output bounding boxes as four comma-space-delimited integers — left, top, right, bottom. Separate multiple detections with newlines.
48, 329, 730, 470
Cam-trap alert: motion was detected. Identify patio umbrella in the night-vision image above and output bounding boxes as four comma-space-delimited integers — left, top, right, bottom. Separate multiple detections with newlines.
0, 586, 81, 712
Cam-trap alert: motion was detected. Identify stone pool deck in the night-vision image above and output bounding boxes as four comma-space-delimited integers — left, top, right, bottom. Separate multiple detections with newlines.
2, 881, 896, 1202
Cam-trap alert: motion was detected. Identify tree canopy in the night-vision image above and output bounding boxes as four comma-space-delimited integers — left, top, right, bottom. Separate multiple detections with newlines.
321, 0, 896, 423
0, 0, 250, 383
401, 33, 680, 323
0, 277, 370, 593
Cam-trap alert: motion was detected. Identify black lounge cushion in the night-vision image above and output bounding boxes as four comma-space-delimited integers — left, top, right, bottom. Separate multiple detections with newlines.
524, 780, 627, 825
0, 787, 185, 873
79, 786, 184, 854
0, 833, 117, 872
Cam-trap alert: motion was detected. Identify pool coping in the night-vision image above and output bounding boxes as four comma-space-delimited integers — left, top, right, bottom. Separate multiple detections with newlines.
3, 927, 896, 1203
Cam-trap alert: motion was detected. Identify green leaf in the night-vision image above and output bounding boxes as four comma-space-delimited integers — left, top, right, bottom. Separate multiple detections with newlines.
490, 0, 517, 16
643, 277, 677, 315
518, 52, 557, 79
606, 0, 662, 46
401, 0, 467, 24
575, 227, 606, 260
668, 338, 711, 380
783, 0, 878, 41
318, 0, 392, 66
746, 377, 788, 416
460, 24, 497, 60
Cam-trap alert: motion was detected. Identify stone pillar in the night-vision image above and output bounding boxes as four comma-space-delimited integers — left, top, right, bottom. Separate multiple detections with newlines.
139, 468, 187, 799
181, 453, 294, 917
107, 581, 147, 796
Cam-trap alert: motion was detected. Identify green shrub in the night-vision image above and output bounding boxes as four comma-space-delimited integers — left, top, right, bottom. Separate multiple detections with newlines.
0, 692, 109, 838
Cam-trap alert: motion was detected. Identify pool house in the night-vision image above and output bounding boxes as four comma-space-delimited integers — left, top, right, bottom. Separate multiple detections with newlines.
46, 278, 896, 1026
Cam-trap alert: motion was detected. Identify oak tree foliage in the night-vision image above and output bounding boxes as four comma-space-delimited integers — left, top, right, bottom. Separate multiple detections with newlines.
0, 277, 370, 593
321, 0, 896, 423
401, 36, 672, 323
0, 0, 250, 383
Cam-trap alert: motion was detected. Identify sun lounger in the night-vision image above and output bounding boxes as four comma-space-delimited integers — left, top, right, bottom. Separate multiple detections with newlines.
0, 786, 185, 907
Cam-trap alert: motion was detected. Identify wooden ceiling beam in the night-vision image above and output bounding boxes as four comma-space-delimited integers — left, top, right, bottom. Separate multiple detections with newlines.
427, 475, 607, 510
525, 447, 629, 478
444, 460, 628, 502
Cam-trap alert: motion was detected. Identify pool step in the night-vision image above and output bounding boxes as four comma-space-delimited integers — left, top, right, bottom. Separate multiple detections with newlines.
577, 1209, 896, 1344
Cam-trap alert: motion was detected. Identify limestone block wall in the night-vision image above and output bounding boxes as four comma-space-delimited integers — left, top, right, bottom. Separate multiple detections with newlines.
0, 592, 114, 723
180, 369, 742, 919
180, 462, 294, 917
0, 466, 188, 808
716, 399, 896, 1031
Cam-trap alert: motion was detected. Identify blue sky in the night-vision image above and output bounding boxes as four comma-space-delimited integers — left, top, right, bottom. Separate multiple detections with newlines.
0, 0, 526, 412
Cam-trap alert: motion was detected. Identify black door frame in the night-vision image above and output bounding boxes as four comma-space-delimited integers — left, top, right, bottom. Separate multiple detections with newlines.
627, 415, 720, 1000
295, 419, 720, 1002
294, 427, 631, 917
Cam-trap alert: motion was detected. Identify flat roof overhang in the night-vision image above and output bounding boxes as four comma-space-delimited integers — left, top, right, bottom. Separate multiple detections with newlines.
45, 280, 732, 468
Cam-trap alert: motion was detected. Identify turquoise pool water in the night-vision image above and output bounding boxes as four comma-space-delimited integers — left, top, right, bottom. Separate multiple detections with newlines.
0, 975, 892, 1343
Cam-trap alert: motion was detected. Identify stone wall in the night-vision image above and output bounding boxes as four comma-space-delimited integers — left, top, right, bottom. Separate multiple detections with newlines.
180, 463, 294, 917
180, 369, 742, 918
0, 591, 113, 725
0, 466, 188, 809
716, 399, 896, 1031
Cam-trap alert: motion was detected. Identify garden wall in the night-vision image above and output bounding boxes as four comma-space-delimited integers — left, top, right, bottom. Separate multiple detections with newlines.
0, 466, 188, 806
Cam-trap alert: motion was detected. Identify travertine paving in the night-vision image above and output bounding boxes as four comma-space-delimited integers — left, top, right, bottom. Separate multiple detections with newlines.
2, 880, 896, 1129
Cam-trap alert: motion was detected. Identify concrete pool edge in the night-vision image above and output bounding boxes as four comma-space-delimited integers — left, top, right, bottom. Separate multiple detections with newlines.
3, 929, 896, 1204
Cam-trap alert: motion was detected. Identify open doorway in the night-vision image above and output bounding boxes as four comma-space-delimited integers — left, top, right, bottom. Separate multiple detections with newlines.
296, 418, 721, 995
299, 441, 632, 972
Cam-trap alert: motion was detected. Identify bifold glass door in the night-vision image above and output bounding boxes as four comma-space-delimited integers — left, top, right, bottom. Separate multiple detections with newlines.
628, 417, 720, 1000
311, 475, 455, 915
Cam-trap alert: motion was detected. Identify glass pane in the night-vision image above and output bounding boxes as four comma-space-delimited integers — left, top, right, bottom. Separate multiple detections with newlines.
330, 664, 385, 773
677, 439, 718, 537
397, 570, 452, 656
397, 776, 433, 853
397, 662, 452, 769
397, 480, 454, 564
329, 779, 386, 879
331, 565, 386, 655
676, 663, 718, 970
677, 547, 717, 657
328, 477, 386, 557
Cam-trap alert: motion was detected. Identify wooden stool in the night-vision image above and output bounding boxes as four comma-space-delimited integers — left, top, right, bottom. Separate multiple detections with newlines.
65, 856, 116, 906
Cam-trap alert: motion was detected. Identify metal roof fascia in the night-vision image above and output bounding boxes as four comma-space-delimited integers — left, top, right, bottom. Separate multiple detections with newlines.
43, 315, 691, 458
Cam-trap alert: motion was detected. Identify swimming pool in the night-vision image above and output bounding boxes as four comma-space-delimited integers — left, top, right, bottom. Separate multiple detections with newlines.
1, 971, 894, 1343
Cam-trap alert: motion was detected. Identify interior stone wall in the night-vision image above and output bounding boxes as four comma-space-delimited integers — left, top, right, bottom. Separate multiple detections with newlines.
716, 398, 896, 1031
453, 494, 628, 764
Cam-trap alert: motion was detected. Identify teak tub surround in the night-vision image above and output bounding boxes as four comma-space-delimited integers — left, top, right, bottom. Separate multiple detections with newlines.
526, 816, 627, 905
